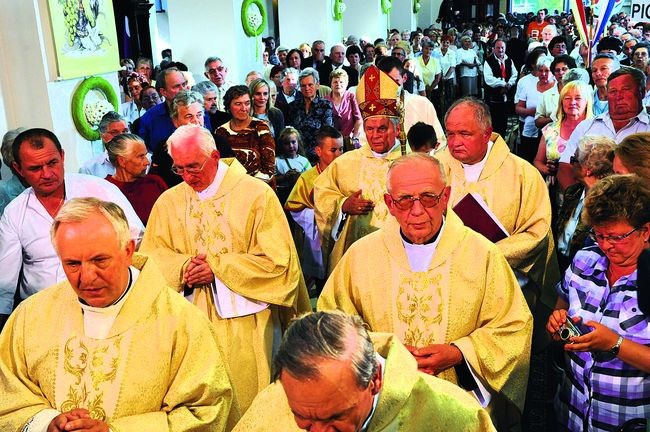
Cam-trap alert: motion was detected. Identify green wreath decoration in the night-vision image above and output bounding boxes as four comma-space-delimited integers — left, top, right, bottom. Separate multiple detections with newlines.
71, 76, 119, 141
333, 0, 346, 21
413, 0, 421, 13
381, 0, 392, 14
241, 0, 267, 37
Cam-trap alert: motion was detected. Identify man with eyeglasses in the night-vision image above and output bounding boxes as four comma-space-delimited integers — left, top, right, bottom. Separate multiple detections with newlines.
318, 152, 532, 431
437, 97, 558, 317
141, 125, 310, 421
203, 56, 236, 111
79, 111, 130, 178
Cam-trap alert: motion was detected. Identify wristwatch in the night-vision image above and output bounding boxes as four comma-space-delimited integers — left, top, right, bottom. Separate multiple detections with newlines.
610, 336, 624, 355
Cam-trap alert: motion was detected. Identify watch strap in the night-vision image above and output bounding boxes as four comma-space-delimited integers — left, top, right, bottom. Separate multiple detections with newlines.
610, 336, 624, 355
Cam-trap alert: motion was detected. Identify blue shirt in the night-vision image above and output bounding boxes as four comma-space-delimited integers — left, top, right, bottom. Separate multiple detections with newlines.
556, 246, 650, 431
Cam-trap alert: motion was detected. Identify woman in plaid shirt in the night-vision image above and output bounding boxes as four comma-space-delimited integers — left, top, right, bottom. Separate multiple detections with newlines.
547, 174, 650, 431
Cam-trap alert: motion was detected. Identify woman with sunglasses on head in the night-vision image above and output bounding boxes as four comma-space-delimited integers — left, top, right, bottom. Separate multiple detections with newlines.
547, 174, 650, 432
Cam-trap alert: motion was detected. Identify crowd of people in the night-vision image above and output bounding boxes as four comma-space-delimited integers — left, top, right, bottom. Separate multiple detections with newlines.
0, 5, 649, 432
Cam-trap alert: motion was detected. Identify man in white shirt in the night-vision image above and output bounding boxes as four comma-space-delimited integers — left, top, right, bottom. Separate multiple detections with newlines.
0, 128, 144, 330
483, 39, 518, 137
79, 111, 129, 178
204, 56, 236, 111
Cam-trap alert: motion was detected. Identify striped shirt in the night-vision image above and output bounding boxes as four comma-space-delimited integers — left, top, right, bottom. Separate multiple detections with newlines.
555, 246, 650, 431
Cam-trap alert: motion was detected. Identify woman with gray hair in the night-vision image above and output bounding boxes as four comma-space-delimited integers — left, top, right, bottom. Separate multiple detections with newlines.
106, 134, 167, 225
0, 128, 28, 215
456, 35, 480, 97
554, 135, 615, 271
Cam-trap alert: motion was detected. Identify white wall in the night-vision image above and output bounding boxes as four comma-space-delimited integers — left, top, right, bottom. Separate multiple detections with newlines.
343, 0, 386, 42
391, 0, 416, 33
278, 0, 343, 51
419, 0, 442, 29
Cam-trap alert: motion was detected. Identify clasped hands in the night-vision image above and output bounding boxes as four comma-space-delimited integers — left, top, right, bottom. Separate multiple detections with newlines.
405, 344, 463, 376
184, 253, 215, 288
546, 309, 619, 352
47, 409, 108, 432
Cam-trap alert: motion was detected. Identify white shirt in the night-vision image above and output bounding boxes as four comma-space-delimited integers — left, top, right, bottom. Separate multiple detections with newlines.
79, 150, 116, 178
120, 100, 145, 125
0, 173, 145, 314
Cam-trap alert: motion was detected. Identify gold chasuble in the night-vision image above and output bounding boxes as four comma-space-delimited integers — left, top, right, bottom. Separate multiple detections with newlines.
232, 333, 495, 431
141, 158, 310, 418
284, 165, 319, 212
318, 214, 532, 418
436, 133, 560, 308
313, 144, 403, 273
0, 254, 232, 431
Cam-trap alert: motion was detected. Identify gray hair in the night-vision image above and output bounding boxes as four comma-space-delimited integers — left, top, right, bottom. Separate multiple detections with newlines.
593, 52, 621, 72
106, 133, 145, 166
170, 90, 204, 120
387, 153, 447, 193
577, 135, 616, 178
98, 112, 127, 134
281, 67, 300, 80
167, 125, 215, 158
192, 80, 218, 96
562, 68, 590, 85
445, 97, 492, 130
272, 311, 378, 388
1, 127, 27, 168
536, 55, 553, 69
204, 56, 223, 69
299, 67, 320, 85
51, 198, 131, 250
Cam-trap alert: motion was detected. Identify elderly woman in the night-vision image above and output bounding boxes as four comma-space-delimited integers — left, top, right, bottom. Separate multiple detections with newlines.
249, 78, 285, 139
433, 35, 457, 120
287, 68, 333, 163
120, 73, 148, 126
554, 136, 615, 271
215, 85, 276, 182
534, 80, 593, 196
416, 40, 441, 100
516, 55, 556, 164
0, 128, 28, 215
324, 69, 362, 149
106, 134, 167, 225
612, 133, 650, 180
547, 174, 650, 432
456, 35, 480, 97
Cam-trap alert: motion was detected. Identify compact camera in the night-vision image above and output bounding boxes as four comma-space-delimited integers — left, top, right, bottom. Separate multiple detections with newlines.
558, 320, 582, 341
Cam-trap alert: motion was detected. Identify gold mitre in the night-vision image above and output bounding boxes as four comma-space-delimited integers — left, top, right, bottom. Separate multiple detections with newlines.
356, 65, 400, 120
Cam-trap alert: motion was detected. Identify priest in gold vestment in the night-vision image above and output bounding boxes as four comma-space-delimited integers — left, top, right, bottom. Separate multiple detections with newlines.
0, 198, 233, 432
233, 311, 495, 432
318, 154, 532, 431
436, 97, 559, 308
140, 126, 310, 418
313, 65, 408, 274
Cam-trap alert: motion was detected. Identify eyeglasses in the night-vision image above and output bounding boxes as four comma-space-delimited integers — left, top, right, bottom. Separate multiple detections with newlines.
388, 187, 446, 210
589, 227, 641, 244
171, 156, 210, 175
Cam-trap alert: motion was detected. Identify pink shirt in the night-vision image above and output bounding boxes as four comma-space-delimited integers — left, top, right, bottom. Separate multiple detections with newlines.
325, 91, 362, 137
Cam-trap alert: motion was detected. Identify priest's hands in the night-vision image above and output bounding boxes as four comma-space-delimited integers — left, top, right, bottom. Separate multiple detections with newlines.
342, 190, 374, 215
47, 409, 109, 431
406, 344, 463, 375
184, 254, 215, 288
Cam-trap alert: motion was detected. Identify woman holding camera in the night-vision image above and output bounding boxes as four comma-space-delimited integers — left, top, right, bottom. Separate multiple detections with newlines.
546, 174, 650, 431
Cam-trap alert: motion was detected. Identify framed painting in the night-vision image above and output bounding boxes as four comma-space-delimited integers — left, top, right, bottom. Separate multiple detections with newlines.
47, 0, 120, 79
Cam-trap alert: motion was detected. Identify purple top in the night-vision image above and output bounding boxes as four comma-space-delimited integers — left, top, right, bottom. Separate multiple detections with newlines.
325, 91, 362, 138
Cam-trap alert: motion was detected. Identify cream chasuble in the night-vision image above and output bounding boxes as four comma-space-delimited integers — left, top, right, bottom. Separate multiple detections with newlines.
435, 133, 560, 308
141, 158, 311, 417
232, 333, 495, 432
0, 254, 233, 432
317, 214, 532, 417
313, 143, 403, 274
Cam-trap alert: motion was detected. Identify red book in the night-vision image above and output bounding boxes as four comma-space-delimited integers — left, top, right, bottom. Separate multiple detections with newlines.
452, 193, 509, 243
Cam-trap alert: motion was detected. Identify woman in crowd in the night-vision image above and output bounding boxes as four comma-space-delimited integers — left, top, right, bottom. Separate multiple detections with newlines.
249, 78, 285, 140
417, 40, 441, 101
269, 65, 285, 90
612, 133, 650, 180
120, 72, 148, 127
299, 42, 311, 59
324, 69, 362, 150
534, 80, 593, 200
286, 49, 303, 71
215, 85, 275, 183
456, 35, 480, 97
403, 59, 426, 97
345, 45, 363, 87
106, 134, 167, 225
0, 128, 27, 215
516, 55, 556, 164
434, 35, 457, 122
547, 174, 650, 432
554, 136, 615, 271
